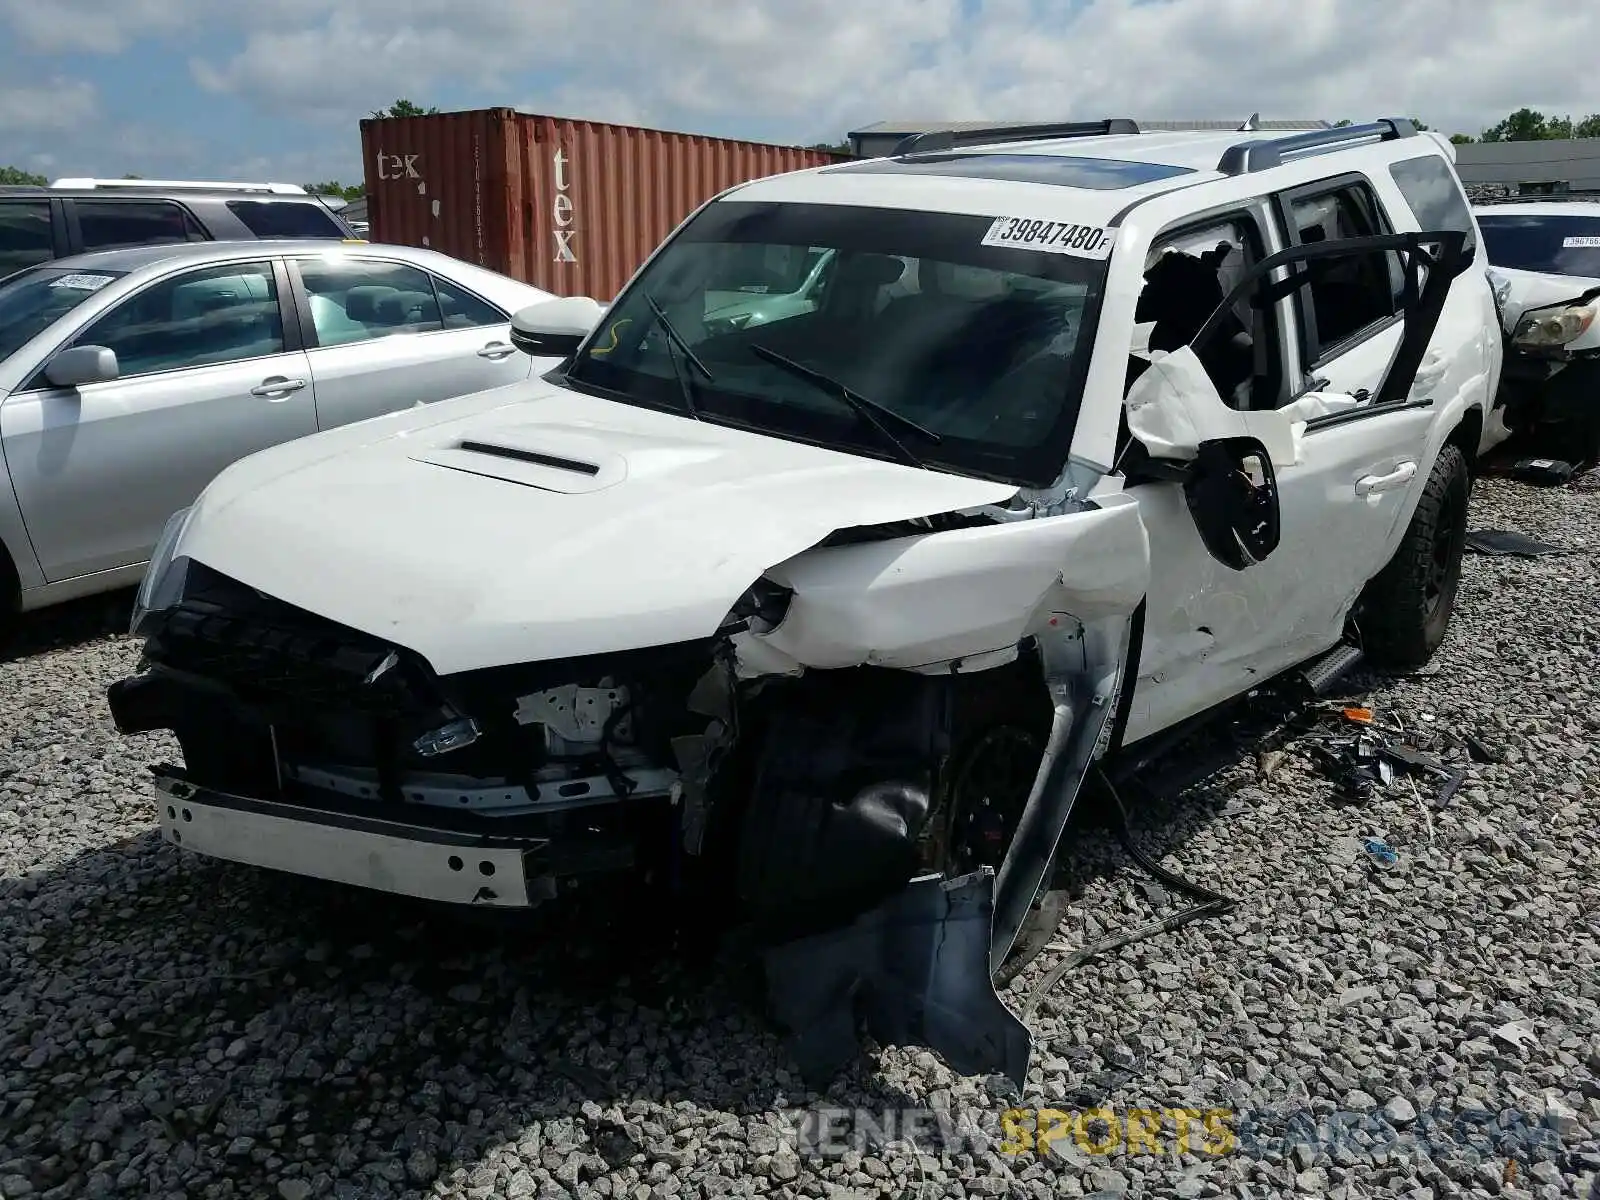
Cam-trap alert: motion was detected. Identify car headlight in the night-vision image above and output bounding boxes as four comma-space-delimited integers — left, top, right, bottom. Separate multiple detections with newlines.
130, 506, 194, 634
1513, 303, 1597, 349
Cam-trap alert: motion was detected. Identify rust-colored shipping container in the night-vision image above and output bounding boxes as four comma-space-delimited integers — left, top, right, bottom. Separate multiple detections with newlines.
360, 109, 846, 300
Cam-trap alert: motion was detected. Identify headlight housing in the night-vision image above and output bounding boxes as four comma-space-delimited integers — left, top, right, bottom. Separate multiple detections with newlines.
130, 506, 194, 634
718, 577, 793, 635
1513, 303, 1597, 349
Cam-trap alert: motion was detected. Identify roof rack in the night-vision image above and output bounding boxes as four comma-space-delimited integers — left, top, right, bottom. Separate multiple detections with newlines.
893, 119, 1141, 156
49, 178, 309, 195
1215, 119, 1417, 176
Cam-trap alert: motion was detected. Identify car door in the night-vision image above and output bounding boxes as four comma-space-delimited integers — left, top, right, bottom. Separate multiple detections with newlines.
287, 254, 532, 430
1122, 216, 1471, 743
2, 257, 317, 581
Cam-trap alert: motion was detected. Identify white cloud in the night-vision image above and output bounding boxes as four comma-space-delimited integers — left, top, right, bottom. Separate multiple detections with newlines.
0, 78, 97, 134
170, 0, 1600, 144
0, 0, 202, 53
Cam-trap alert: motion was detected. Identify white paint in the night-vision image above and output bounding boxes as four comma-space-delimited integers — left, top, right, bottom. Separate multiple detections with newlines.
551, 147, 577, 265
1124, 347, 1298, 466
171, 384, 1020, 676
417, 181, 426, 196
421, 235, 430, 246
374, 150, 421, 181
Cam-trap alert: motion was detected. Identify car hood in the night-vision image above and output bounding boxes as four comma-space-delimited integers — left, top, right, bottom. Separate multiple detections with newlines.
1489, 264, 1600, 345
176, 382, 1021, 674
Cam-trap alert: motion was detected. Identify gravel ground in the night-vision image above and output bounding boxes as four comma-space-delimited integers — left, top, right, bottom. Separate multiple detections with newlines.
2, 475, 1598, 1200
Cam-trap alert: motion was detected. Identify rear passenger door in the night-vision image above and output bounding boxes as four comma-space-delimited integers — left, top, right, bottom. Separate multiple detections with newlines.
286, 255, 531, 429
3, 258, 317, 580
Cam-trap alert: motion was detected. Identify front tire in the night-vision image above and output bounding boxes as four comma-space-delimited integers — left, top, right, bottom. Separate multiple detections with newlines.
1360, 443, 1471, 668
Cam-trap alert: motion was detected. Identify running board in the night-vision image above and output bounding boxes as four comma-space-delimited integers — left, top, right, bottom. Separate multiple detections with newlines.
1300, 644, 1365, 696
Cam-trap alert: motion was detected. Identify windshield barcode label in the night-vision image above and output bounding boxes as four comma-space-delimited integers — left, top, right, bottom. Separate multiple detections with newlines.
1562, 235, 1600, 248
981, 217, 1115, 259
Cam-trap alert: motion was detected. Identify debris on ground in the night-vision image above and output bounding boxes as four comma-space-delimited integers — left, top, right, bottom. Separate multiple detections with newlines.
1507, 456, 1577, 486
1464, 529, 1568, 557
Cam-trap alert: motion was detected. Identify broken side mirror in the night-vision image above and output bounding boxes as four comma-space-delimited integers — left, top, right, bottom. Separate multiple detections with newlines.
1184, 436, 1281, 571
510, 296, 604, 358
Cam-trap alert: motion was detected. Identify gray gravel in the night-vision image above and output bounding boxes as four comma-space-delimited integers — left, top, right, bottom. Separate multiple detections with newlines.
3, 475, 1599, 1200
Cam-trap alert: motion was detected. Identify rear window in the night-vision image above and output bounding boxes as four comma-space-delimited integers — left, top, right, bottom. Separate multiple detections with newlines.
0, 199, 53, 276
227, 200, 346, 239
1388, 155, 1478, 256
1477, 212, 1600, 277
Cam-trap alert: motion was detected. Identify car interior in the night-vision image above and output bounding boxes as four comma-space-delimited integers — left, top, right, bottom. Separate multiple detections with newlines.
75, 269, 285, 377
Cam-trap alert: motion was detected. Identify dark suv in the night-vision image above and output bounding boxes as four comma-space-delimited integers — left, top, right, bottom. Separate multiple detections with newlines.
0, 180, 359, 277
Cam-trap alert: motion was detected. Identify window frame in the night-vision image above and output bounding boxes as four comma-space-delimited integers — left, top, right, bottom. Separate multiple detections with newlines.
29, 257, 299, 387
1272, 172, 1403, 370
284, 255, 489, 350
1139, 203, 1290, 412
65, 197, 209, 255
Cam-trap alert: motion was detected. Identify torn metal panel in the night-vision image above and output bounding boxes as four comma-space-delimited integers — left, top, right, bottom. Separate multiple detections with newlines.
1124, 347, 1299, 467
744, 494, 1150, 675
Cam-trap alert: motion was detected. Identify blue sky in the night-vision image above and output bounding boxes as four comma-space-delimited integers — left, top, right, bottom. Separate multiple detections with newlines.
1, 0, 1593, 188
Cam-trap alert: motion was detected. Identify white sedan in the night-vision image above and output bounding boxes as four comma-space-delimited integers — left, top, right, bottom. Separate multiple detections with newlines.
0, 240, 562, 629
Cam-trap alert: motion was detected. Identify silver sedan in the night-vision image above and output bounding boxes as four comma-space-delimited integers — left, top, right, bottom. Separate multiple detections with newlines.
0, 240, 561, 625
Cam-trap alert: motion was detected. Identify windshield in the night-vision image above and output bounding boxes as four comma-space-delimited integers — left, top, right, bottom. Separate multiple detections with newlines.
0, 266, 127, 363
563, 200, 1107, 485
1478, 212, 1600, 278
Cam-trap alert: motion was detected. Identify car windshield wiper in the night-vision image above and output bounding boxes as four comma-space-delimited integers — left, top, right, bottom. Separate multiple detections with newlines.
748, 343, 941, 470
644, 293, 712, 420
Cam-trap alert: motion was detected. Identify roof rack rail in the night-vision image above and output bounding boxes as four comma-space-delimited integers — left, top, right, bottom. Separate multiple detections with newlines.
893, 119, 1141, 156
49, 178, 309, 195
1215, 118, 1418, 176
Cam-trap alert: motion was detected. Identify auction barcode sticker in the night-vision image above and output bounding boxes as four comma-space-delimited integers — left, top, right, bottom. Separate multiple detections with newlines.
49, 273, 115, 292
1562, 235, 1600, 248
982, 216, 1116, 260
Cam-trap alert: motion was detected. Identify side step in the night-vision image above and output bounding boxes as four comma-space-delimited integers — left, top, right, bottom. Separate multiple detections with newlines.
1301, 644, 1365, 696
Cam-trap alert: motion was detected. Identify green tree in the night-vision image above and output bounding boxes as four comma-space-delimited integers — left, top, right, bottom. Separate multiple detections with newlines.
1332, 118, 1354, 127
370, 99, 439, 119
1576, 114, 1600, 138
1409, 117, 1430, 131
1481, 108, 1565, 142
807, 140, 853, 155
0, 165, 48, 186
1449, 133, 1477, 145
303, 180, 365, 200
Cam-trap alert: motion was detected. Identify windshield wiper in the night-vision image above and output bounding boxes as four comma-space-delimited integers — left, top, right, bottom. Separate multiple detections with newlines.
644, 293, 712, 420
748, 343, 941, 470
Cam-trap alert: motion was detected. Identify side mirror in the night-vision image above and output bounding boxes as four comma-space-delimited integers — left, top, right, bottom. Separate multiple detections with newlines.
1183, 436, 1281, 572
510, 296, 604, 358
45, 345, 119, 388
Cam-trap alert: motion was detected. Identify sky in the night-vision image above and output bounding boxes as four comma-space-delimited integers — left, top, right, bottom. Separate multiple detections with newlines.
1, 0, 1595, 187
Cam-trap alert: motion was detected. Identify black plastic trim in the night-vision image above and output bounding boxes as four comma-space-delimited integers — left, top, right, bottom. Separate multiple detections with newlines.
893, 119, 1140, 156
1302, 397, 1434, 433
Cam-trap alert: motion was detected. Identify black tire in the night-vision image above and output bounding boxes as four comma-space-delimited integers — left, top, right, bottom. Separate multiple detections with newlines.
0, 543, 19, 651
1361, 443, 1470, 668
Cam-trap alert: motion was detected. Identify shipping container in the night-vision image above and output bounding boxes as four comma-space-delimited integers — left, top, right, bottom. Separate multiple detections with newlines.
360, 108, 846, 301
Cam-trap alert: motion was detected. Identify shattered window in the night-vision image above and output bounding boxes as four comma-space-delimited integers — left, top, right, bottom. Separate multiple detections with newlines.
565, 200, 1108, 487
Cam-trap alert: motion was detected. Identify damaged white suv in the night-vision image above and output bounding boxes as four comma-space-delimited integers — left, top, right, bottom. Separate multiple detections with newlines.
109, 118, 1501, 1088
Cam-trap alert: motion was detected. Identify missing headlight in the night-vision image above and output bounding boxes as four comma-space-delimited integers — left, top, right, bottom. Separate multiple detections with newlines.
719, 577, 794, 635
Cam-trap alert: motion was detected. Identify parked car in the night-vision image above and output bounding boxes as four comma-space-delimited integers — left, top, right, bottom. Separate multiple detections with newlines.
1474, 198, 1600, 461
0, 240, 561, 627
0, 179, 359, 278
108, 118, 1499, 1086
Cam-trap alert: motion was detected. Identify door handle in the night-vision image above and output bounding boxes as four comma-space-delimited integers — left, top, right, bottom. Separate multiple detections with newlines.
477, 342, 516, 360
1354, 461, 1417, 496
251, 376, 307, 397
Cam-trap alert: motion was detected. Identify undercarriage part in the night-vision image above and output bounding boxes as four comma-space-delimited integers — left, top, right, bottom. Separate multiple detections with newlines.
763, 870, 1031, 1090
735, 668, 950, 942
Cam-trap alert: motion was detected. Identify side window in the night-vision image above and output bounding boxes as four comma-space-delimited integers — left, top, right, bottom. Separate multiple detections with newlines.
431, 275, 506, 328
72, 262, 285, 378
1282, 180, 1400, 360
1130, 214, 1282, 411
295, 258, 445, 347
0, 200, 54, 274
227, 200, 346, 239
1388, 155, 1478, 256
75, 200, 201, 252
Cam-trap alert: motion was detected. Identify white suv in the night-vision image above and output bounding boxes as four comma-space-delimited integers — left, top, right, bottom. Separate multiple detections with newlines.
108, 118, 1501, 1088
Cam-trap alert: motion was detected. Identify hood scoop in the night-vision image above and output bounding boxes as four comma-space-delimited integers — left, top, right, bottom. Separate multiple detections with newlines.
411, 424, 628, 494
